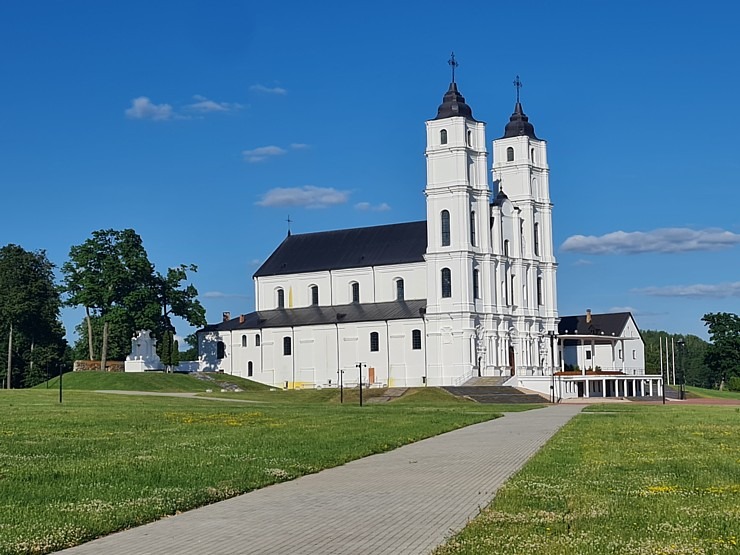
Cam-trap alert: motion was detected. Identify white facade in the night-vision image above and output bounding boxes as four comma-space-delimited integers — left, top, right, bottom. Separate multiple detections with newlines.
198, 77, 648, 397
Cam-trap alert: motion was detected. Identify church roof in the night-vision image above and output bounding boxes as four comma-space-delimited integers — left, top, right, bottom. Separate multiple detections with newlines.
201, 299, 427, 332
254, 221, 427, 277
500, 101, 539, 140
558, 312, 637, 337
434, 82, 476, 121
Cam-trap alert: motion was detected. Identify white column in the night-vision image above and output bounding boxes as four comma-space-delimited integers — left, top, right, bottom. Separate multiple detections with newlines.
640, 380, 645, 396
649, 380, 653, 396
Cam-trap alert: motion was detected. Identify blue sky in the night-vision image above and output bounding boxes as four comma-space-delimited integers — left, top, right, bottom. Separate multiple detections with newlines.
1, 0, 738, 342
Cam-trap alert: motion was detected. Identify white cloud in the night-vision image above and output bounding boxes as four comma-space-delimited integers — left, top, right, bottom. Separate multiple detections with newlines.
242, 145, 287, 163
256, 186, 350, 209
573, 259, 593, 266
561, 228, 740, 255
202, 291, 249, 299
290, 143, 310, 150
633, 281, 740, 298
608, 306, 637, 314
125, 96, 174, 121
355, 202, 391, 212
186, 94, 242, 113
250, 84, 287, 95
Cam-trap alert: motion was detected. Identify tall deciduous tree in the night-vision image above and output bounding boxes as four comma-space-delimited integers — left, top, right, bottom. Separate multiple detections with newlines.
0, 244, 67, 388
62, 229, 205, 365
702, 312, 740, 388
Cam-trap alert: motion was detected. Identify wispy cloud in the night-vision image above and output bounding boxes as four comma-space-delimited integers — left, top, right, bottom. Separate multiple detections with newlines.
125, 97, 174, 121
561, 228, 740, 255
573, 259, 593, 266
633, 281, 740, 298
256, 186, 350, 209
250, 84, 287, 95
290, 143, 310, 150
355, 201, 391, 212
186, 94, 242, 113
202, 291, 249, 299
242, 145, 287, 163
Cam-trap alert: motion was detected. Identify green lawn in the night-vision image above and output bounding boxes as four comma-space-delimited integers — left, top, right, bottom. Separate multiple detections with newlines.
0, 386, 514, 555
685, 385, 740, 400
434, 403, 740, 555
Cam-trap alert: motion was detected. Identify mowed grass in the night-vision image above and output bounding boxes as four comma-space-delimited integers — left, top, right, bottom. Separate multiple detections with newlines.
685, 386, 740, 400
38, 371, 269, 393
435, 403, 740, 555
0, 385, 515, 555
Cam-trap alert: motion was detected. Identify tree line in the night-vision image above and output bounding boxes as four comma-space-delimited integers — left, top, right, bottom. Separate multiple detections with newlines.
1, 229, 206, 388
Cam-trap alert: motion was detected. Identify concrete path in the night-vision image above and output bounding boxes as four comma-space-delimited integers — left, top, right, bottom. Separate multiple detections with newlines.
56, 404, 582, 555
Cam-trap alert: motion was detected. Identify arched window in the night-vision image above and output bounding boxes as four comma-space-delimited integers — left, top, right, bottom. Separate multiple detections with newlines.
537, 277, 543, 305
504, 239, 510, 257
255, 334, 261, 347
506, 146, 514, 162
283, 336, 291, 356
310, 284, 319, 306
467, 130, 472, 146
473, 269, 480, 299
412, 329, 422, 350
370, 332, 379, 352
441, 268, 452, 298
241, 335, 247, 348
441, 210, 451, 247
534, 223, 540, 256
351, 282, 360, 303
276, 288, 285, 309
396, 278, 405, 301
247, 361, 253, 377
470, 211, 476, 246
440, 129, 447, 145
217, 341, 226, 359
531, 148, 535, 163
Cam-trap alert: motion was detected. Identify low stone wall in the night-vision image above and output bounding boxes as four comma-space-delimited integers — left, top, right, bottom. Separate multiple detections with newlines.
73, 360, 125, 373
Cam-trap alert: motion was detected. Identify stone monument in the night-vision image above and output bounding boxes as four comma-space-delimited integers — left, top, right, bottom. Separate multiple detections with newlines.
124, 330, 164, 372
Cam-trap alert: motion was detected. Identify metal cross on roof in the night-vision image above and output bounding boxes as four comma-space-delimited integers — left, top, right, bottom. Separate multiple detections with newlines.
286, 215, 293, 236
513, 75, 523, 103
448, 52, 458, 83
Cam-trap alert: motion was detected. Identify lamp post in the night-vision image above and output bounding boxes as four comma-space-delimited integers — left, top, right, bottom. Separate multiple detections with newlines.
356, 362, 366, 407
338, 369, 344, 404
548, 330, 556, 403
677, 339, 686, 400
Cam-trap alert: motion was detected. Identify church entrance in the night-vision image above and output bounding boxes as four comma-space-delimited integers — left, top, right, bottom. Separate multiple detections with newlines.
508, 347, 515, 376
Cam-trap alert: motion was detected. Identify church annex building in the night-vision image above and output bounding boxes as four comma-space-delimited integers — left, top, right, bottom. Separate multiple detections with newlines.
197, 71, 656, 400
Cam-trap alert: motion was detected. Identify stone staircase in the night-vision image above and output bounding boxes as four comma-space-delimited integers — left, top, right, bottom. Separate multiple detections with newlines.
442, 379, 547, 404
365, 388, 409, 404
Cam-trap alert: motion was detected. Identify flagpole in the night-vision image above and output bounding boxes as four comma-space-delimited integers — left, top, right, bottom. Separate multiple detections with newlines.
659, 336, 664, 383
671, 337, 676, 387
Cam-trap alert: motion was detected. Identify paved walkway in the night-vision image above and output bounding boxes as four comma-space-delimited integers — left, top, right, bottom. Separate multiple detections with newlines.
57, 404, 582, 555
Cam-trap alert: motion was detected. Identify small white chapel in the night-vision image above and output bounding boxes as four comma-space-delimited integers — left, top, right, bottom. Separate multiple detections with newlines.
197, 63, 655, 400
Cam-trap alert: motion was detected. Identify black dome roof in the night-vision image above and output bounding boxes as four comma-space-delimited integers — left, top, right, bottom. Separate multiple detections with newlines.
434, 83, 476, 121
501, 102, 538, 139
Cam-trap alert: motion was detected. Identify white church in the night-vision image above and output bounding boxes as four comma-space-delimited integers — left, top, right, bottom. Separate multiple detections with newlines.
198, 68, 656, 400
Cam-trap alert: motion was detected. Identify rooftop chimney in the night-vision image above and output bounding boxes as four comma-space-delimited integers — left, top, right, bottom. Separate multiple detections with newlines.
586, 309, 592, 324
239, 314, 245, 324
222, 311, 231, 322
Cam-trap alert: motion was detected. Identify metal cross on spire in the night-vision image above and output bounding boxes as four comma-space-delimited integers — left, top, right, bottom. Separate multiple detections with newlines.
286, 215, 293, 236
448, 52, 459, 83
513, 75, 523, 103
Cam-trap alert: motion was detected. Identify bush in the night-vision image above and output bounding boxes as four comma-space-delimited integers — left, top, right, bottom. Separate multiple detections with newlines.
728, 376, 740, 392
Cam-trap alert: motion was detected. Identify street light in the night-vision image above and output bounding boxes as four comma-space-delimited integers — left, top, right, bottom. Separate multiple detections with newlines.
677, 339, 686, 400
548, 330, 556, 403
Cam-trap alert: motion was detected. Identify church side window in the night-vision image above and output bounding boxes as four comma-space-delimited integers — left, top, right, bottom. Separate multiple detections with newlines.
370, 332, 379, 352
351, 282, 360, 303
441, 268, 452, 298
506, 146, 514, 162
440, 129, 447, 145
412, 329, 422, 350
470, 211, 476, 246
241, 335, 247, 348
247, 361, 253, 377
276, 288, 285, 309
396, 278, 405, 301
441, 210, 451, 246
217, 341, 225, 360
255, 334, 261, 346
537, 277, 543, 305
531, 148, 535, 163
534, 223, 540, 256
310, 284, 319, 306
473, 269, 480, 299
467, 130, 472, 146
283, 336, 291, 356
504, 239, 510, 257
